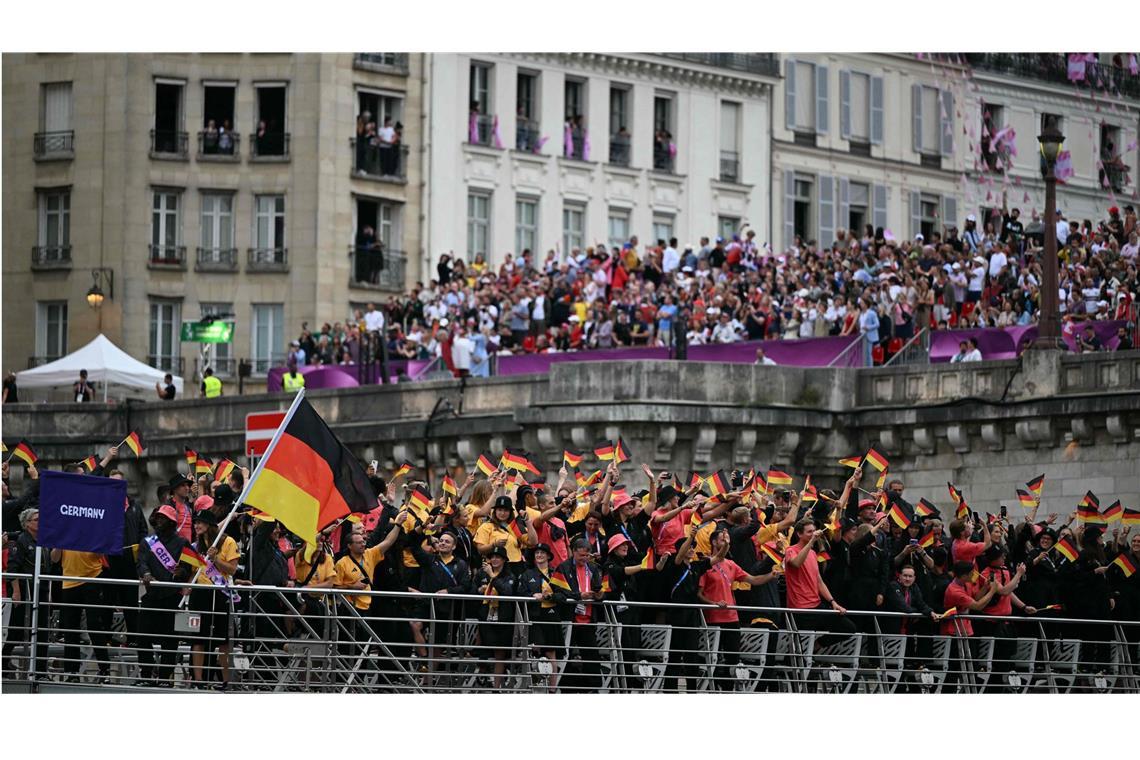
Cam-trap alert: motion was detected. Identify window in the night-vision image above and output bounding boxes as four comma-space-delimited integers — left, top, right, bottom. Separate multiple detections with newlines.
653, 94, 675, 171
254, 195, 286, 252
469, 62, 491, 115
1100, 123, 1125, 191
516, 72, 538, 151
36, 301, 68, 362
357, 90, 403, 127
199, 302, 233, 373
1041, 112, 1064, 134
846, 181, 870, 235
563, 203, 585, 254
720, 101, 741, 182
848, 72, 870, 140
609, 86, 630, 166
653, 94, 673, 133
793, 176, 814, 242
251, 303, 285, 374
151, 189, 182, 262
718, 216, 740, 241
254, 84, 288, 156
912, 84, 951, 156
919, 194, 940, 240
516, 198, 538, 255
153, 80, 184, 152
467, 192, 490, 260
38, 189, 70, 255
785, 59, 825, 133
200, 192, 234, 261
149, 300, 181, 372
652, 213, 674, 246
564, 79, 584, 122
40, 82, 73, 134
981, 102, 1005, 171
608, 209, 630, 249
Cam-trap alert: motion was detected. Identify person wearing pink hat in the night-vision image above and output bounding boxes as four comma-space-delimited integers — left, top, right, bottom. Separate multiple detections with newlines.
136, 502, 192, 687
193, 495, 214, 513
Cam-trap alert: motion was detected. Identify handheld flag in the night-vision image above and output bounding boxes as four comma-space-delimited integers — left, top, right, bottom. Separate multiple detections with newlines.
875, 468, 888, 490
919, 530, 936, 549
1054, 537, 1078, 562
123, 431, 144, 458
706, 470, 729, 497
549, 570, 571, 591
393, 462, 413, 479
838, 456, 861, 469
11, 441, 38, 467
639, 547, 655, 570
441, 475, 458, 498
1039, 604, 1063, 612
754, 471, 769, 496
1077, 493, 1105, 524
948, 482, 968, 519
579, 470, 602, 489
214, 459, 236, 483
1078, 491, 1100, 510
180, 546, 205, 568
916, 498, 938, 518
615, 438, 631, 464
1111, 554, 1136, 578
1102, 500, 1123, 523
887, 503, 912, 529
184, 447, 198, 472
864, 447, 889, 472
242, 394, 377, 544
1026, 474, 1045, 497
81, 455, 98, 472
475, 454, 496, 477
508, 518, 526, 541
766, 469, 793, 488
501, 450, 531, 473
195, 455, 213, 475
816, 551, 831, 563
688, 472, 704, 490
689, 508, 704, 528
802, 484, 819, 504
940, 607, 958, 619
760, 543, 784, 566
409, 488, 432, 512
1123, 509, 1140, 527
1016, 489, 1037, 509
593, 442, 615, 461
563, 450, 583, 469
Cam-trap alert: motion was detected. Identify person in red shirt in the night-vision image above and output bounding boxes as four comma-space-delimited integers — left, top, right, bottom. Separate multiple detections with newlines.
784, 519, 857, 645
949, 516, 992, 567
698, 526, 780, 689
165, 474, 195, 542
940, 560, 1001, 689
977, 547, 1035, 687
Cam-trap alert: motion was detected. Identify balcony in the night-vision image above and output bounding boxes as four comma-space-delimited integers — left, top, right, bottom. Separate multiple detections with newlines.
965, 53, 1140, 99
194, 356, 236, 378
657, 53, 780, 78
247, 247, 289, 272
719, 150, 739, 183
349, 246, 406, 291
1101, 162, 1128, 193
149, 130, 189, 160
516, 119, 541, 153
148, 244, 187, 269
33, 130, 74, 161
468, 114, 494, 147
250, 132, 290, 161
148, 356, 185, 375
609, 136, 631, 167
252, 352, 287, 375
653, 145, 676, 174
195, 247, 239, 272
197, 131, 241, 162
353, 53, 410, 76
350, 139, 408, 181
31, 245, 72, 270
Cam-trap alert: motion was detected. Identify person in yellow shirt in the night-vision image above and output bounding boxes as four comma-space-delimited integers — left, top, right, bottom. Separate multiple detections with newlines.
187, 509, 240, 688
474, 496, 537, 575
50, 547, 111, 681
334, 517, 404, 657
294, 534, 337, 637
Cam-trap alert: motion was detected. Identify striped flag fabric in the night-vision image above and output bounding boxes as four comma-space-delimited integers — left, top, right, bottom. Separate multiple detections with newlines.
501, 450, 531, 472
1039, 604, 1063, 612
195, 455, 213, 475
1016, 489, 1037, 509
754, 471, 769, 496
838, 456, 861, 469
180, 546, 205, 568
184, 447, 198, 472
888, 503, 912, 529
475, 454, 496, 477
214, 459, 237, 483
1123, 509, 1140, 527
615, 438, 631, 464
549, 570, 571, 591
816, 551, 832, 563
766, 469, 793, 487
508, 518, 526, 540
1054, 537, 1079, 562
802, 484, 819, 504
639, 547, 655, 570
1111, 553, 1136, 578
393, 462, 413, 479
563, 450, 583, 468
919, 530, 937, 549
948, 482, 968, 519
578, 470, 602, 489
706, 470, 729, 497
10, 441, 38, 467
688, 472, 704, 490
441, 475, 458, 498
1078, 491, 1100, 510
1026, 474, 1045, 497
81, 455, 98, 472
1102, 500, 1123, 523
593, 442, 615, 461
124, 431, 144, 458
689, 508, 704, 528
864, 447, 889, 472
760, 543, 784, 566
916, 498, 938, 518
940, 607, 958, 619
409, 488, 432, 512
875, 468, 888, 490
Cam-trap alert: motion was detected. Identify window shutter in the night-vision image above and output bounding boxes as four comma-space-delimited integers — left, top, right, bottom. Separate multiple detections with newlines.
838, 178, 850, 233
43, 83, 72, 132
940, 90, 954, 156
870, 76, 884, 145
912, 83, 923, 154
873, 184, 888, 231
819, 174, 834, 246
783, 170, 796, 249
815, 64, 829, 135
785, 59, 796, 131
910, 191, 922, 239
942, 195, 958, 234
839, 70, 851, 140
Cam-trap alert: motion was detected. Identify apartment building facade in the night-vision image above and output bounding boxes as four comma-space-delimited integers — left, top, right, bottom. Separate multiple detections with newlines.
2, 53, 424, 389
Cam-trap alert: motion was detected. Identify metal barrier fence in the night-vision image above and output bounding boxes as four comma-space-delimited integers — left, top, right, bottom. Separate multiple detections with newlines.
3, 573, 1137, 694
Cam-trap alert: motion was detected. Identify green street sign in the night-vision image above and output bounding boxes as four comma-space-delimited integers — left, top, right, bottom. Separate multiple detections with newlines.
181, 321, 234, 343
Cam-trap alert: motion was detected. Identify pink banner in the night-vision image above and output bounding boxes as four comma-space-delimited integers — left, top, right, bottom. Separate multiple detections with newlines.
468, 112, 479, 144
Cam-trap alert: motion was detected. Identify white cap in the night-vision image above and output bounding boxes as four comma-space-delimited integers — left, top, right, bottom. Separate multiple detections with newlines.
914, 233, 925, 241
966, 213, 977, 222
685, 243, 694, 250
568, 315, 580, 322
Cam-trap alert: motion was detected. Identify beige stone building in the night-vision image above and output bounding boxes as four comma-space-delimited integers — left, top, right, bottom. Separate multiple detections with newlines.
2, 53, 424, 393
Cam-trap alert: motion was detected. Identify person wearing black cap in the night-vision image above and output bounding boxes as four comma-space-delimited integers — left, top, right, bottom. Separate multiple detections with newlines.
473, 494, 536, 576
410, 530, 472, 652
550, 536, 604, 691
208, 483, 242, 542
165, 473, 195, 542
188, 508, 240, 688
474, 545, 516, 688
518, 543, 563, 687
659, 530, 709, 691
1059, 526, 1113, 675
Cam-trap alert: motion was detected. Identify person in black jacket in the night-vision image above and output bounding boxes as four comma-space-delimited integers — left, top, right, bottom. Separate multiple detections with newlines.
884, 565, 937, 671
474, 546, 516, 689
550, 537, 604, 692
136, 505, 192, 687
411, 530, 471, 652
1109, 532, 1140, 643
517, 544, 563, 688
822, 518, 861, 608
103, 468, 147, 647
3, 508, 50, 675
660, 531, 709, 692
2, 461, 39, 534
1060, 527, 1114, 674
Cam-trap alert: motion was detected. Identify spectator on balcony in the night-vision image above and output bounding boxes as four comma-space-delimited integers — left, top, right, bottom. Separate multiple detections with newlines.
73, 369, 94, 403
288, 340, 307, 368
962, 214, 982, 254
255, 120, 270, 155
1077, 324, 1103, 352
218, 119, 234, 155
377, 116, 398, 176
610, 126, 630, 165
202, 119, 219, 154
516, 107, 534, 153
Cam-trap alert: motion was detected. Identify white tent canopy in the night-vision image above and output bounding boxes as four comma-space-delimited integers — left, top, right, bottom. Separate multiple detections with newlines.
16, 334, 185, 396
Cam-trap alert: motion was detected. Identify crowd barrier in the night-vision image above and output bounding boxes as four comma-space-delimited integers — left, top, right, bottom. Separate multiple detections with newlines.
3, 573, 1137, 694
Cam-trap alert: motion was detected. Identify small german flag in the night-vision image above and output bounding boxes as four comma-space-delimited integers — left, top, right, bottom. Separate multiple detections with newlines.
1111, 553, 1137, 579
1102, 500, 1123, 523
754, 471, 769, 496
689, 508, 704, 527
549, 570, 571, 591
1077, 504, 1106, 525
593, 442, 615, 461
1016, 489, 1037, 509
501, 450, 531, 472
508, 518, 526, 540
639, 547, 655, 570
767, 469, 793, 487
124, 431, 144, 458
563, 450, 583, 468
579, 470, 602, 489
940, 607, 958, 619
1078, 491, 1100, 511
10, 441, 38, 467
522, 454, 542, 477
1026, 474, 1045, 497
601, 575, 613, 594
888, 503, 912, 529
916, 498, 938, 518
346, 513, 362, 523
919, 530, 937, 549
706, 470, 729, 497
1123, 509, 1140, 527
838, 456, 861, 469
615, 438, 632, 464
688, 472, 704, 490
816, 551, 832, 563
760, 543, 784, 566
741, 473, 758, 499
1054, 537, 1079, 562
475, 454, 496, 477
180, 546, 205, 568
409, 488, 432, 512
393, 462, 413, 479
877, 491, 888, 510
184, 447, 198, 472
441, 475, 458, 498
864, 447, 889, 472
875, 468, 889, 490
215, 459, 236, 483
195, 456, 213, 475
81, 455, 98, 471
802, 484, 819, 504
947, 482, 967, 518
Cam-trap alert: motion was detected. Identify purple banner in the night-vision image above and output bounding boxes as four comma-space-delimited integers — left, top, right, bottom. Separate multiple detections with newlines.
929, 321, 1125, 363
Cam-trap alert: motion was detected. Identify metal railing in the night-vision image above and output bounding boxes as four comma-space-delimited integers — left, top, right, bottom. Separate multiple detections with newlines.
253, 351, 288, 375
149, 130, 189, 159
965, 53, 1140, 99
516, 121, 540, 153
146, 356, 185, 375
657, 53, 780, 78
719, 150, 740, 183
1101, 163, 1128, 193
194, 356, 237, 378
31, 245, 72, 269
883, 328, 931, 367
246, 247, 288, 272
350, 139, 408, 180
250, 132, 290, 160
4, 574, 1136, 694
148, 244, 187, 269
195, 247, 238, 272
349, 246, 406, 291
34, 130, 75, 159
196, 131, 240, 160
353, 53, 410, 75
609, 137, 631, 167
468, 114, 493, 147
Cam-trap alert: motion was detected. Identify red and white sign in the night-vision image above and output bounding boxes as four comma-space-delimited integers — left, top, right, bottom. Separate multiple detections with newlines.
246, 411, 286, 457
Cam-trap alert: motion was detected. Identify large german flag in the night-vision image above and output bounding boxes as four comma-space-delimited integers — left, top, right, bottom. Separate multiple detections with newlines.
243, 397, 376, 544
